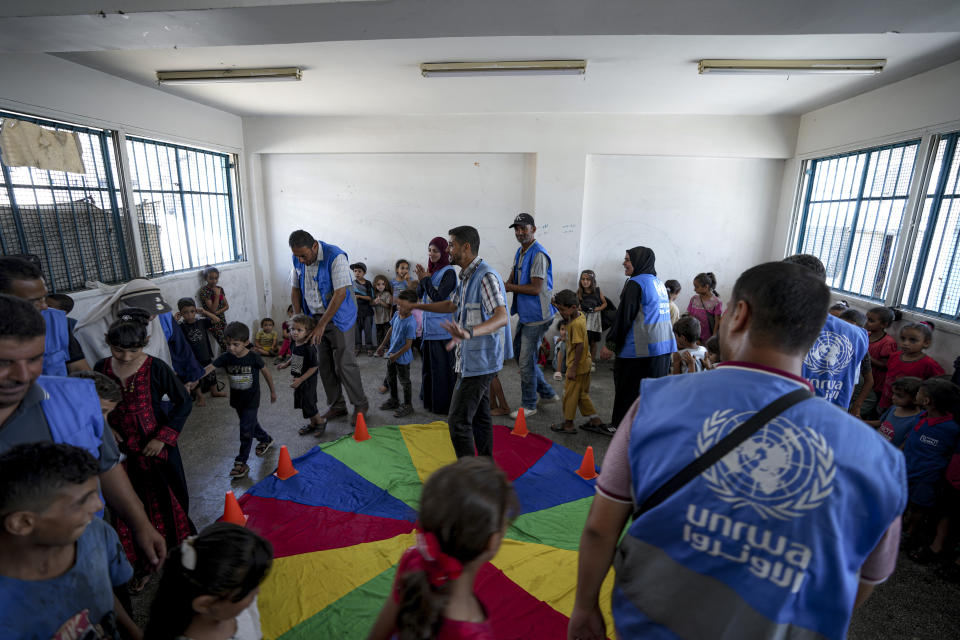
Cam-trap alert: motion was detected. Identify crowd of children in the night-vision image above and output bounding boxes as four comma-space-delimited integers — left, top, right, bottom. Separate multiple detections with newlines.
5, 248, 960, 640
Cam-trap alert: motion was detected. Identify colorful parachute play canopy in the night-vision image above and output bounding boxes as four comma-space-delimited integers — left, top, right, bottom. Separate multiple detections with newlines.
237, 421, 615, 639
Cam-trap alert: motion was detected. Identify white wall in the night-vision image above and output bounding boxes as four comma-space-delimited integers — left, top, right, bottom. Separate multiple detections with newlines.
260, 152, 534, 318
769, 59, 960, 373
244, 112, 798, 316
581, 154, 784, 303
0, 53, 264, 325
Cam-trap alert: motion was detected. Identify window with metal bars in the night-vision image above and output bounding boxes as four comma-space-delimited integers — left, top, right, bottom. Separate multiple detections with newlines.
901, 131, 960, 320
0, 111, 133, 292
794, 140, 919, 302
125, 137, 242, 277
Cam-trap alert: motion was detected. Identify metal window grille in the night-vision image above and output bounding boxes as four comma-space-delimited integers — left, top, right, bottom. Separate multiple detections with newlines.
125, 137, 242, 277
0, 111, 132, 292
901, 131, 960, 319
794, 140, 919, 301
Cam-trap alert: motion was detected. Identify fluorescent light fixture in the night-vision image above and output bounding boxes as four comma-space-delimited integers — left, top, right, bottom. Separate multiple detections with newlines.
156, 67, 302, 85
698, 59, 885, 75
421, 60, 586, 77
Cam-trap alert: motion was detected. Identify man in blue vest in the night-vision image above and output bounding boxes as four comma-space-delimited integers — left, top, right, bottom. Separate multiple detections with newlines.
568, 262, 906, 640
783, 254, 869, 410
0, 256, 90, 376
399, 226, 512, 458
0, 294, 166, 568
504, 213, 559, 418
289, 230, 369, 427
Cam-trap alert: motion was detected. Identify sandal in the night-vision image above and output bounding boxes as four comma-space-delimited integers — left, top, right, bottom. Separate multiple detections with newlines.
581, 422, 616, 437
255, 440, 274, 456
229, 462, 249, 478
127, 573, 152, 594
550, 423, 578, 434
298, 421, 324, 435
311, 423, 328, 438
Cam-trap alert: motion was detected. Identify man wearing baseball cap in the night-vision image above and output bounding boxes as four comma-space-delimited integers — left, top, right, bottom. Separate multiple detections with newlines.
506, 213, 559, 418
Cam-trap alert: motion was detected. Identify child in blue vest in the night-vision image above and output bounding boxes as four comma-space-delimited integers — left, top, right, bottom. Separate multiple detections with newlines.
865, 376, 922, 447
0, 443, 138, 640
902, 378, 960, 557
376, 290, 418, 418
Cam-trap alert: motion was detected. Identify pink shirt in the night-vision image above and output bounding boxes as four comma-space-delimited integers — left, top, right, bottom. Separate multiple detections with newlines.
686, 295, 722, 344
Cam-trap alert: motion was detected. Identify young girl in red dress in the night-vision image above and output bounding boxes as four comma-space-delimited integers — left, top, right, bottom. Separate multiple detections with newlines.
878, 320, 946, 411
95, 310, 195, 591
368, 458, 518, 640
864, 306, 902, 418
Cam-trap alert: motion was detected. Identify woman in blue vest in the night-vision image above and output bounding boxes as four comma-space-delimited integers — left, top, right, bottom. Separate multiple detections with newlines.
594, 246, 676, 436
413, 237, 458, 414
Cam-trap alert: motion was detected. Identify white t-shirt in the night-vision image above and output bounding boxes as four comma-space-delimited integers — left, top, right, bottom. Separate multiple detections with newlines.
678, 345, 707, 373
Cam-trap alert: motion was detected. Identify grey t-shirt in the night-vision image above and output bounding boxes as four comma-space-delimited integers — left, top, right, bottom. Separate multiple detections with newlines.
0, 383, 119, 473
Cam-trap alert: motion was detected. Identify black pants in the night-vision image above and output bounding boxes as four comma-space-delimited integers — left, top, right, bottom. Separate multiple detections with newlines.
236, 407, 271, 463
387, 361, 412, 404
421, 339, 457, 414
448, 372, 495, 458
610, 354, 671, 429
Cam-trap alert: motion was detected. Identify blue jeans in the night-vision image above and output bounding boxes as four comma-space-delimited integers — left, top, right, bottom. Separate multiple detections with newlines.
519, 319, 557, 410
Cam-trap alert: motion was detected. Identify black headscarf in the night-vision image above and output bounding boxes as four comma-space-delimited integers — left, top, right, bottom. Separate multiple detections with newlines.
627, 246, 656, 276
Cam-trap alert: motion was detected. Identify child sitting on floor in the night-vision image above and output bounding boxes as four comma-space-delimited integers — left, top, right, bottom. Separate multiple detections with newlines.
368, 457, 518, 640
0, 443, 138, 640
144, 522, 272, 640
279, 314, 325, 438
253, 318, 279, 358
671, 316, 707, 374
866, 376, 922, 447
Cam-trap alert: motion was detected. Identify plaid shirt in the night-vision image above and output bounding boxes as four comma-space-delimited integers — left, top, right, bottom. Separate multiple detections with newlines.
451, 256, 507, 373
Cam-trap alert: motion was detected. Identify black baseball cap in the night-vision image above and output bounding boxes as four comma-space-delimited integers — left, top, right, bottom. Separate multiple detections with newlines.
509, 213, 535, 228
349, 262, 367, 273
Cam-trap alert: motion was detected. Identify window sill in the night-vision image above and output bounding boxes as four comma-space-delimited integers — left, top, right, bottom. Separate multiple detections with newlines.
830, 290, 960, 338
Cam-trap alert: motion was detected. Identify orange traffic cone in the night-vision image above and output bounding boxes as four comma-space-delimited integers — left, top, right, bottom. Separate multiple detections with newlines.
576, 446, 599, 480
222, 490, 248, 526
353, 412, 371, 441
511, 407, 529, 437
274, 445, 298, 480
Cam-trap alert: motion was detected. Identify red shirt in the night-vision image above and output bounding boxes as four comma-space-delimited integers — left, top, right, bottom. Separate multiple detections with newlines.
868, 333, 898, 394
879, 352, 945, 407
391, 547, 495, 640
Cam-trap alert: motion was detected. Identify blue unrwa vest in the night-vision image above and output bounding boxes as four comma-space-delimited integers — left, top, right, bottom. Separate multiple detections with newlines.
421, 265, 456, 341
458, 260, 513, 377
612, 365, 907, 640
802, 314, 868, 408
292, 241, 357, 332
620, 274, 676, 358
41, 307, 70, 376
510, 241, 556, 323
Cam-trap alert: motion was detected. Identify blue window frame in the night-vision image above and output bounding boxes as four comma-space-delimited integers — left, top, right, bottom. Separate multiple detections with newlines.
794, 140, 919, 301
125, 137, 242, 277
901, 131, 960, 320
0, 111, 132, 292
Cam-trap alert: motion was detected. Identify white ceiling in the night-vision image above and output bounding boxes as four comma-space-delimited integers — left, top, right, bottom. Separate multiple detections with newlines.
58, 33, 960, 117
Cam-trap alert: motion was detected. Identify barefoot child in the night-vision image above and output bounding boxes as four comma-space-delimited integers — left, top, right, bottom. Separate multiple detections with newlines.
279, 314, 325, 437
197, 266, 229, 351
368, 457, 517, 640
0, 443, 139, 640
201, 322, 277, 478
144, 523, 272, 640
550, 289, 604, 434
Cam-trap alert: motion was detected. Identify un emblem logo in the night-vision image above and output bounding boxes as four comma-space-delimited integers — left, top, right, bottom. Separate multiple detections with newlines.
803, 331, 854, 375
697, 409, 835, 520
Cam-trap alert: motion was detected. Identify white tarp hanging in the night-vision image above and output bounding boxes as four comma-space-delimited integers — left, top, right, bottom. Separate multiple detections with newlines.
0, 119, 86, 175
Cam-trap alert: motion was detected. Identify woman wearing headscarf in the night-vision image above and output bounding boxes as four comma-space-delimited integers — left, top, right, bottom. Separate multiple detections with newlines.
413, 237, 459, 414
589, 246, 676, 436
